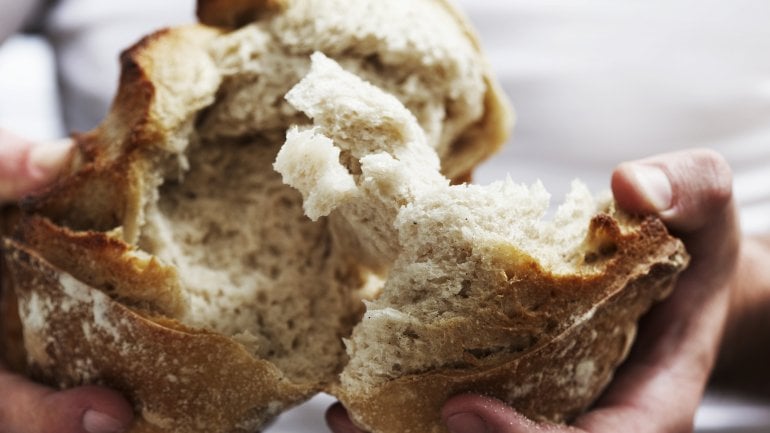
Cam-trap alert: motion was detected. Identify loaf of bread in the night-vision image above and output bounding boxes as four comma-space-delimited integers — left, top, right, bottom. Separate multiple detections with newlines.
0, 1, 688, 433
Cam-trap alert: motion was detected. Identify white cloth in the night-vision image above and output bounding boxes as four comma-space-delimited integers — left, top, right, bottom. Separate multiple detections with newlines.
1, 1, 769, 432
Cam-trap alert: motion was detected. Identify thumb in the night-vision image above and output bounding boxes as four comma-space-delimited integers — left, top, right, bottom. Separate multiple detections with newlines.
442, 394, 577, 433
611, 148, 733, 233
579, 148, 738, 432
0, 368, 133, 433
0, 128, 74, 203
611, 147, 737, 284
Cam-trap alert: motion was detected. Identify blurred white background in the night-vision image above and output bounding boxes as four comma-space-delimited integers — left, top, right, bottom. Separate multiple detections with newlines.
0, 35, 64, 140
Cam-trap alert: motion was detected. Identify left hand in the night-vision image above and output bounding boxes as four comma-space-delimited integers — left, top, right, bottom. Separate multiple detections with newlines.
326, 149, 740, 433
1, 128, 135, 433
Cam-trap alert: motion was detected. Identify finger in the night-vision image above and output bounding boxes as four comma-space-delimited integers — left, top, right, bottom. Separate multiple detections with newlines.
572, 149, 738, 432
0, 369, 133, 433
611, 148, 732, 233
0, 128, 74, 203
611, 147, 738, 291
443, 150, 739, 433
325, 402, 367, 433
442, 394, 578, 433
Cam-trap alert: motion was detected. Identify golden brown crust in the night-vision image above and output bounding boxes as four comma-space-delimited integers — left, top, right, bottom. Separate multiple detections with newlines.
197, 0, 288, 28
334, 216, 688, 432
22, 25, 221, 236
16, 216, 185, 317
432, 0, 515, 181
4, 239, 314, 433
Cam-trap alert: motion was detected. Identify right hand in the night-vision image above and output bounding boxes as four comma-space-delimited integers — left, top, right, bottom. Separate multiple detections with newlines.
0, 128, 134, 433
436, 149, 739, 433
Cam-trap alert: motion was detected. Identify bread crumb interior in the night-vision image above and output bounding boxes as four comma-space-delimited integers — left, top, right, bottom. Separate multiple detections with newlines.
137, 137, 361, 383
273, 54, 612, 392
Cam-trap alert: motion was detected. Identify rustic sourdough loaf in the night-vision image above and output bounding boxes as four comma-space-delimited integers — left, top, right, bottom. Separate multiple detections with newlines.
0, 1, 687, 432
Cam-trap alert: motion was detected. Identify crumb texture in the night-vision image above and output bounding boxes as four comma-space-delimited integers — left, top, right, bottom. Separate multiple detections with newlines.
138, 138, 358, 383
274, 54, 610, 393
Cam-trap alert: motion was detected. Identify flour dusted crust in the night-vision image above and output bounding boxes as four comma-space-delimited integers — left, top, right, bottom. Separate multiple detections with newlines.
0, 1, 688, 433
4, 238, 311, 433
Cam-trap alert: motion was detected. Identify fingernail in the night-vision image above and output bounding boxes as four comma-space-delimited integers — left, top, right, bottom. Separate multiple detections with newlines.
28, 139, 74, 177
83, 410, 127, 433
631, 164, 673, 212
446, 412, 490, 433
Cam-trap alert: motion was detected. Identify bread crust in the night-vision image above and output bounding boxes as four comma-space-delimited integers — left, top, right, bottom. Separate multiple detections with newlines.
197, 0, 288, 28
429, 0, 514, 181
21, 25, 222, 238
4, 238, 315, 433
334, 215, 687, 432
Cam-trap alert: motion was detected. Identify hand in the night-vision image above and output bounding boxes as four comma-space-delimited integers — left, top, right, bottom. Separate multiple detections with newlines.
326, 148, 739, 433
0, 129, 134, 433
0, 128, 74, 203
0, 369, 133, 433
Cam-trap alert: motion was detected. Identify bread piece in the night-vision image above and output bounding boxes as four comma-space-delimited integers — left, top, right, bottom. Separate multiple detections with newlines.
1, 1, 514, 432
275, 53, 688, 432
1, 1, 689, 432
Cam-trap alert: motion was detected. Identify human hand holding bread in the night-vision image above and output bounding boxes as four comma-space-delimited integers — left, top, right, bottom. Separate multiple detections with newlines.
0, 130, 134, 433
0, 129, 74, 204
0, 1, 751, 433
324, 149, 738, 433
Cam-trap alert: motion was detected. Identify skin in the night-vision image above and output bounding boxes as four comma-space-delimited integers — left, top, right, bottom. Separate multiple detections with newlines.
0, 128, 134, 433
327, 148, 769, 433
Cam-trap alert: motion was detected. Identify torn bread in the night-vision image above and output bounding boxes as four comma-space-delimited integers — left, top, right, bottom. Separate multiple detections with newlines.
0, 1, 686, 433
275, 53, 687, 431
